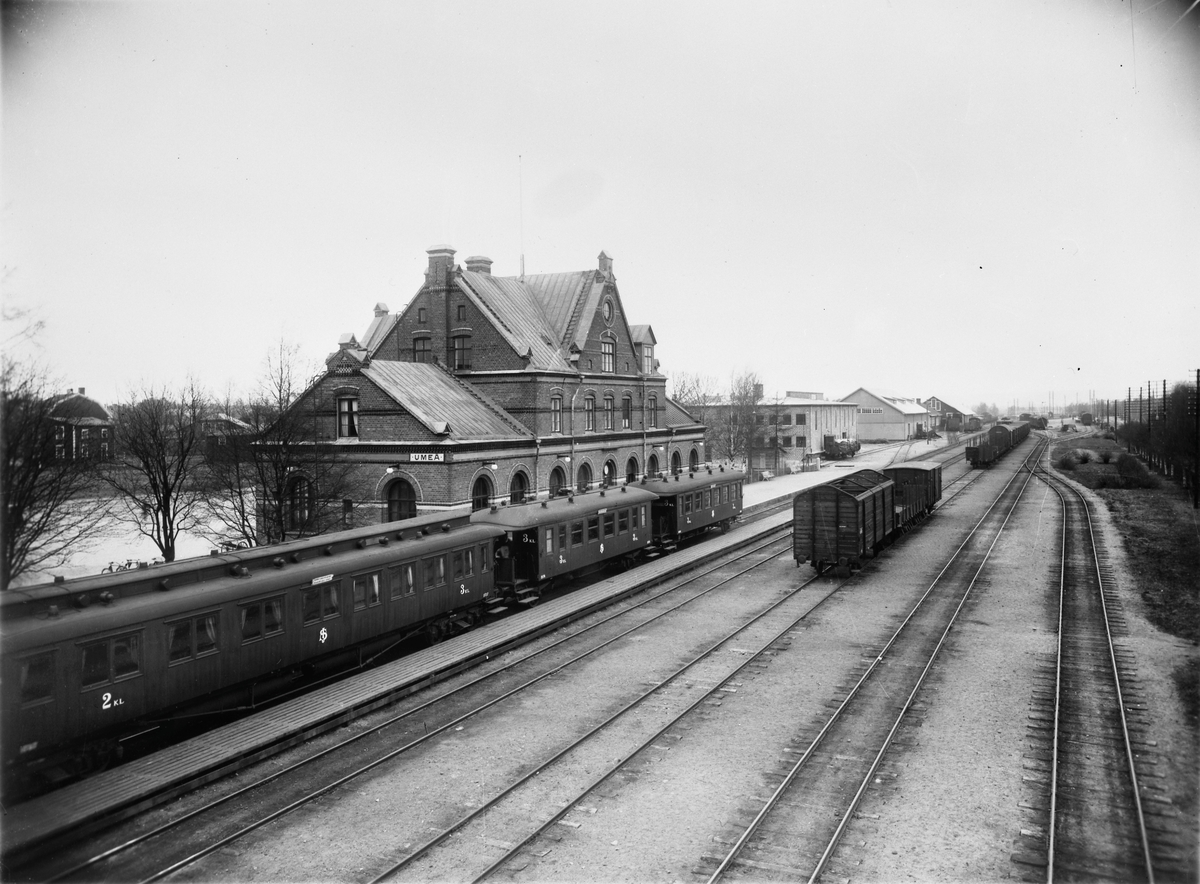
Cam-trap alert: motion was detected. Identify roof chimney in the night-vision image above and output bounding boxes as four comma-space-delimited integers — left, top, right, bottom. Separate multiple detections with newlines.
425, 245, 456, 287
338, 333, 358, 351
598, 250, 613, 279
465, 256, 493, 274
78, 387, 86, 395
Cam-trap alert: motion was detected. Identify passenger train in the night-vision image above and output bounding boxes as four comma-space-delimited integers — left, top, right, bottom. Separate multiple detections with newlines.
1, 466, 744, 800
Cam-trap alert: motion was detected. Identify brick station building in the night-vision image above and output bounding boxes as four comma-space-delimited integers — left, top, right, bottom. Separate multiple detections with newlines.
283, 246, 706, 531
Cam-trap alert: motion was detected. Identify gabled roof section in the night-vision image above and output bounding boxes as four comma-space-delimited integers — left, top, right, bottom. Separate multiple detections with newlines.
456, 271, 575, 372
629, 324, 656, 346
363, 361, 532, 442
845, 387, 930, 416
362, 303, 399, 353
664, 396, 704, 428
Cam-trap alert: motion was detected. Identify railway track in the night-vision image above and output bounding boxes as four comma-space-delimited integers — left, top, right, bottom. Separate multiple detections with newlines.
700, 438, 1050, 882
18, 526, 801, 883
1019, 464, 1174, 883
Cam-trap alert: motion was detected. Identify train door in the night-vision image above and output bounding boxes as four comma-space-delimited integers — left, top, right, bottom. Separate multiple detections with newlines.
350, 571, 385, 644
74, 629, 149, 740
388, 561, 419, 632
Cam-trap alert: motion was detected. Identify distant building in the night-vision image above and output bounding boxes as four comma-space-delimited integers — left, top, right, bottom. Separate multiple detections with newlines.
48, 388, 114, 460
843, 387, 931, 441
919, 396, 966, 431
277, 246, 705, 531
751, 391, 859, 473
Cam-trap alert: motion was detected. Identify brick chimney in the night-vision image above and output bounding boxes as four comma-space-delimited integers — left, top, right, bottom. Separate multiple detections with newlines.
465, 256, 493, 274
425, 245, 456, 286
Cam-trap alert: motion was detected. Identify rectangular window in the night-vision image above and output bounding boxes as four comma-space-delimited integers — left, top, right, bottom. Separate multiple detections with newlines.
480, 544, 491, 572
604, 398, 614, 430
602, 340, 615, 372
353, 573, 381, 610
413, 337, 432, 362
642, 346, 654, 374
423, 556, 446, 587
241, 604, 262, 641
571, 521, 584, 546
798, 435, 807, 448
782, 436, 792, 448
338, 397, 359, 438
418, 307, 427, 323
465, 548, 474, 576
618, 509, 629, 533
782, 414, 792, 425
603, 513, 615, 537
453, 552, 465, 580
638, 505, 646, 528
170, 613, 220, 661
452, 336, 472, 370
587, 516, 600, 542
551, 397, 562, 433
797, 414, 807, 425
648, 398, 657, 428
558, 524, 567, 551
703, 490, 711, 508
584, 398, 595, 431
303, 585, 339, 623
621, 398, 632, 430
544, 528, 554, 555
55, 424, 64, 440
423, 558, 436, 588
457, 304, 466, 321
684, 495, 692, 514
81, 632, 142, 688
19, 652, 56, 705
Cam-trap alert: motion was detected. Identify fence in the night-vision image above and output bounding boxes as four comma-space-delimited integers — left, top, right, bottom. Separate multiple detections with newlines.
1104, 372, 1199, 509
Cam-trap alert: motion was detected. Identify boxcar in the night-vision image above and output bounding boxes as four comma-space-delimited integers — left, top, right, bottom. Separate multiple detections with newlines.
1, 516, 505, 799
882, 462, 943, 528
966, 441, 997, 467
792, 469, 895, 574
646, 466, 744, 551
473, 485, 658, 604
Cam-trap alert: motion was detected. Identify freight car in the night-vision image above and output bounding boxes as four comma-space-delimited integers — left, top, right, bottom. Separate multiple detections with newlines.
792, 469, 896, 575
1079, 412, 1093, 426
2, 469, 746, 800
967, 420, 1030, 467
882, 462, 943, 527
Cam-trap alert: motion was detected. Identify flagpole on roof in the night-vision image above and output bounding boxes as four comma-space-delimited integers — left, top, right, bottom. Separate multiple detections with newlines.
519, 154, 525, 281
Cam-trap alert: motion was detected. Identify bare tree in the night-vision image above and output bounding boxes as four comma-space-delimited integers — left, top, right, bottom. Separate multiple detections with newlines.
101, 381, 212, 563
1, 358, 111, 588
204, 342, 355, 546
705, 369, 760, 464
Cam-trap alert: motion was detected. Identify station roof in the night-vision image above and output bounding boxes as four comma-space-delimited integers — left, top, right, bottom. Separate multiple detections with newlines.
471, 484, 659, 529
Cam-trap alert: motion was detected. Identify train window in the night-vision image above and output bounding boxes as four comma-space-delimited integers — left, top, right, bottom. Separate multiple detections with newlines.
453, 552, 465, 579
80, 632, 142, 688
169, 620, 194, 662
389, 564, 415, 598
684, 495, 692, 515
465, 548, 475, 576
197, 613, 220, 653
587, 516, 599, 542
82, 641, 109, 688
480, 544, 490, 572
354, 574, 381, 610
618, 509, 628, 533
423, 558, 436, 588
603, 513, 615, 537
558, 524, 567, 551
636, 505, 644, 529
19, 651, 56, 705
242, 605, 262, 641
571, 521, 584, 546
423, 556, 446, 587
704, 490, 711, 508
544, 528, 554, 556
303, 585, 340, 623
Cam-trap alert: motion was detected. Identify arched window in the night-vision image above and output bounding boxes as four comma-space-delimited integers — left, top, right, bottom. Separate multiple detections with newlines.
625, 456, 638, 484
471, 475, 493, 512
577, 462, 593, 492
689, 449, 700, 471
286, 475, 313, 532
671, 450, 682, 475
584, 396, 596, 431
549, 465, 566, 497
603, 459, 617, 487
647, 453, 659, 479
550, 396, 562, 433
603, 395, 615, 430
509, 471, 528, 504
386, 479, 417, 522
621, 395, 632, 429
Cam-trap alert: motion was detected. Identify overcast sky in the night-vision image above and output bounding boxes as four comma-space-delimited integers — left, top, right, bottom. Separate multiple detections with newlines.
4, 0, 1197, 415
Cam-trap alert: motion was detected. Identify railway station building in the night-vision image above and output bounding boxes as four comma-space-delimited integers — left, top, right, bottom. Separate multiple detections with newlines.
843, 387, 931, 441
280, 246, 706, 533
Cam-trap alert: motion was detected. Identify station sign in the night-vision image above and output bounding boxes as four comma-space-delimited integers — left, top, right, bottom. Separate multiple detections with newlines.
408, 452, 446, 463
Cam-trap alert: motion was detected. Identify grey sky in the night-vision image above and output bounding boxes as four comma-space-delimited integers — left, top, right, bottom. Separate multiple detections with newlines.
4, 1, 1197, 414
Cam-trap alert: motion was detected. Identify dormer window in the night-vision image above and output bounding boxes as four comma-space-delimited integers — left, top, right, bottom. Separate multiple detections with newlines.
642, 345, 654, 374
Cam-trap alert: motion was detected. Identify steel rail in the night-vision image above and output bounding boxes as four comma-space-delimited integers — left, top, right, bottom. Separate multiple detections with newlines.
40, 528, 789, 883
706, 437, 1049, 884
1035, 464, 1155, 884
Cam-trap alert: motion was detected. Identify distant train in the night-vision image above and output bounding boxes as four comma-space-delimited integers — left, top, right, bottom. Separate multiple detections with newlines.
2, 467, 744, 800
966, 420, 1031, 467
792, 463, 943, 575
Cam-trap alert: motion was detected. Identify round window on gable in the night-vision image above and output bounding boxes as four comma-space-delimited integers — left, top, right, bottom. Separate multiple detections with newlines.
603, 298, 614, 325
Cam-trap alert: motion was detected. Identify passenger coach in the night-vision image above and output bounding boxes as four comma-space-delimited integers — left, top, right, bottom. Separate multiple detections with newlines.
647, 466, 745, 552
